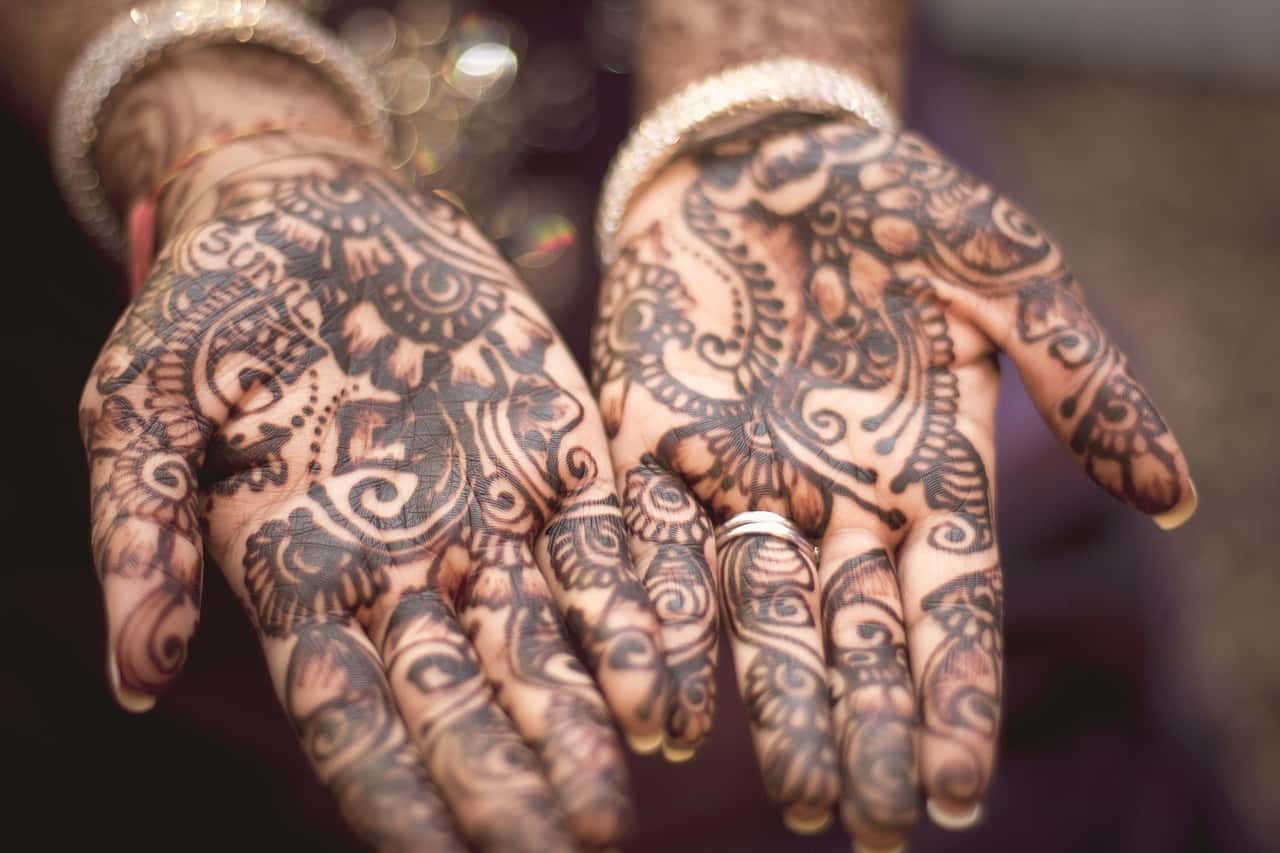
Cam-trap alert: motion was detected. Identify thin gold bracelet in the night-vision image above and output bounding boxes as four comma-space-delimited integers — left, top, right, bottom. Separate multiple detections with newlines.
595, 58, 899, 266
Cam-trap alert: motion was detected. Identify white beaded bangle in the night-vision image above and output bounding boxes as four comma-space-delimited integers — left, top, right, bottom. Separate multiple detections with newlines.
51, 0, 390, 259
595, 58, 899, 266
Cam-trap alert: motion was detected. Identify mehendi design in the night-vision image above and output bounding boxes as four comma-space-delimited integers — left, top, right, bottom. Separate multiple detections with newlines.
1070, 372, 1183, 512
918, 567, 1003, 802
594, 117, 1182, 542
719, 534, 838, 811
82, 155, 654, 850
621, 458, 718, 744
595, 115, 1184, 837
822, 550, 918, 833
284, 622, 461, 851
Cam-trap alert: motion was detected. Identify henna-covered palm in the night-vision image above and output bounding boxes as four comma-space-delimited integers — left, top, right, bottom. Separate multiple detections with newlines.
593, 116, 1193, 847
81, 153, 669, 852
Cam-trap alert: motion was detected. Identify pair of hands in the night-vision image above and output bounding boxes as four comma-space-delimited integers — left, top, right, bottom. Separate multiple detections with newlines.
80, 116, 1193, 851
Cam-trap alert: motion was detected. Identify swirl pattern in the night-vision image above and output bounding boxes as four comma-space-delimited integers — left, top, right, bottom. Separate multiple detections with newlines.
595, 113, 1189, 845
81, 154, 663, 851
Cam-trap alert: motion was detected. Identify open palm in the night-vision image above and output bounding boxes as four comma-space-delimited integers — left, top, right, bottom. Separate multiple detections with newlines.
81, 153, 666, 851
593, 116, 1193, 848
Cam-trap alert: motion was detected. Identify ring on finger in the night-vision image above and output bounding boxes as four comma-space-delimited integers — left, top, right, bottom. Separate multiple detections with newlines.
713, 510, 819, 565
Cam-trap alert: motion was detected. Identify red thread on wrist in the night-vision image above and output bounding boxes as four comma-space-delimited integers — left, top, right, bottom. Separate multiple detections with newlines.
127, 199, 158, 297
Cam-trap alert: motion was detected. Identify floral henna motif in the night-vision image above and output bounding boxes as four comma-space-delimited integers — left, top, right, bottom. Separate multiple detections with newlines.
596, 114, 1187, 839
621, 458, 718, 744
1071, 372, 1182, 512
544, 496, 632, 591
284, 622, 461, 851
82, 155, 656, 850
594, 117, 1183, 545
84, 376, 204, 696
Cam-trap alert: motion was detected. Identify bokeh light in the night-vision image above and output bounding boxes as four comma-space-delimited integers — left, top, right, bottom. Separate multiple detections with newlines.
337, 1, 624, 317
446, 40, 518, 99
338, 8, 397, 64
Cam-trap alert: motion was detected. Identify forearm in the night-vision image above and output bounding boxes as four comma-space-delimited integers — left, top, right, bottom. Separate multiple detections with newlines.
634, 0, 911, 115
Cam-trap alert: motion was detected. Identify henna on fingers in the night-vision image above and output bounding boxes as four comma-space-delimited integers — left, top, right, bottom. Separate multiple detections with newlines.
914, 567, 1003, 811
595, 114, 1192, 843
82, 150, 667, 850
269, 622, 465, 852
620, 457, 718, 750
718, 533, 839, 831
820, 547, 919, 841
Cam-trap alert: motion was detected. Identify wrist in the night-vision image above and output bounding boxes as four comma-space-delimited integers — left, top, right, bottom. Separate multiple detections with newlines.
95, 44, 372, 234
156, 131, 388, 249
612, 114, 889, 267
600, 83, 894, 264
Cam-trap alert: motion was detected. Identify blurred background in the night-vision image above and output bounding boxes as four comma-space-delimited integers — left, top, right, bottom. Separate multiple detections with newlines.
2, 1, 1276, 850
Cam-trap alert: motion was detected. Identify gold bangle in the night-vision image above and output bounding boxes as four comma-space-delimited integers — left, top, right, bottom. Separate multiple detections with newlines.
595, 58, 899, 266
50, 0, 389, 260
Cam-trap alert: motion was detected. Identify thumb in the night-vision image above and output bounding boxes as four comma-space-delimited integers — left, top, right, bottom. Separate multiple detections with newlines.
81, 306, 209, 712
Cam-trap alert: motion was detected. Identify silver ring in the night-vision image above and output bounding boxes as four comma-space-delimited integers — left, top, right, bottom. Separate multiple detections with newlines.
713, 510, 819, 566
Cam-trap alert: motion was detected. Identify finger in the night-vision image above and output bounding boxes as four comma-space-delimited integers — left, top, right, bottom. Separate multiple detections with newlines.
899, 514, 1004, 830
818, 529, 920, 849
534, 474, 669, 749
261, 621, 465, 852
965, 274, 1195, 527
370, 586, 576, 853
718, 531, 839, 835
619, 454, 718, 756
80, 325, 206, 712
460, 542, 633, 848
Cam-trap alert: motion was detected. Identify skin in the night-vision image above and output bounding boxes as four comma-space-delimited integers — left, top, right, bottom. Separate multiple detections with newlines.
49, 31, 671, 853
2, 0, 1197, 848
620, 2, 1193, 845
0, 2, 677, 845
636, 0, 911, 113
81, 140, 672, 851
595, 114, 1195, 849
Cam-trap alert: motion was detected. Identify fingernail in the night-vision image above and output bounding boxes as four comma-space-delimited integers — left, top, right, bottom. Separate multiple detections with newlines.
1154, 479, 1197, 530
854, 842, 905, 853
624, 730, 662, 755
107, 651, 155, 714
783, 806, 832, 835
926, 798, 982, 830
661, 738, 697, 763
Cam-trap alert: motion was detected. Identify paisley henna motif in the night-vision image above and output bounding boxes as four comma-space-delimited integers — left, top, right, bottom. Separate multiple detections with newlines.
82, 156, 659, 851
